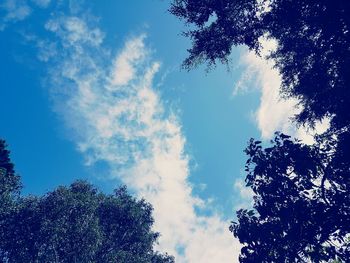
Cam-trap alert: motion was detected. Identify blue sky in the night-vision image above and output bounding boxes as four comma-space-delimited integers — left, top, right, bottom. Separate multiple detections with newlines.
0, 0, 311, 262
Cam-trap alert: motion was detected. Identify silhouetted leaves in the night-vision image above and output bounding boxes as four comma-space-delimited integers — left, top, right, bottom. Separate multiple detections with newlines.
171, 1, 350, 262
0, 140, 21, 210
231, 133, 350, 262
170, 0, 350, 129
0, 141, 174, 263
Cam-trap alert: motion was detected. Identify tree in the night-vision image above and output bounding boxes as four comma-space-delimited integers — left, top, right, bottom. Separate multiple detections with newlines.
170, 0, 350, 129
0, 140, 21, 261
170, 0, 350, 262
0, 141, 174, 263
0, 140, 21, 211
230, 133, 350, 262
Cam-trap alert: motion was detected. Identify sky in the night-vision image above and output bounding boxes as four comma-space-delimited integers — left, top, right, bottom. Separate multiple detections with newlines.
0, 0, 323, 262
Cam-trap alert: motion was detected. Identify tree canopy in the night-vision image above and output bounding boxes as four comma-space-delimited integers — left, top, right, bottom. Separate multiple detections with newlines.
170, 0, 350, 129
231, 132, 350, 262
0, 140, 21, 212
171, 0, 350, 262
0, 140, 174, 263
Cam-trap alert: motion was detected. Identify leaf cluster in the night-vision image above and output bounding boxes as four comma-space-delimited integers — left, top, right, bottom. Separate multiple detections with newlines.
170, 0, 350, 128
171, 1, 350, 262
0, 141, 174, 263
231, 133, 350, 262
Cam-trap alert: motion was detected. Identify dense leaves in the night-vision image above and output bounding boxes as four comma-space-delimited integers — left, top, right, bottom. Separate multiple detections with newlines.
231, 133, 350, 262
0, 140, 21, 211
171, 0, 350, 262
0, 142, 174, 263
0, 140, 22, 261
170, 0, 350, 128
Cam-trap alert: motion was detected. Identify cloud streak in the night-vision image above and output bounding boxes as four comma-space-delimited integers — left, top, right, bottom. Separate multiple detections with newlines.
234, 38, 300, 139
0, 0, 31, 30
0, 0, 51, 30
234, 38, 329, 143
40, 14, 240, 263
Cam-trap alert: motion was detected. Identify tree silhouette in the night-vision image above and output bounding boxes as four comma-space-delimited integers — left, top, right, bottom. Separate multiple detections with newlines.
231, 133, 350, 262
0, 141, 174, 263
171, 0, 350, 262
170, 0, 350, 128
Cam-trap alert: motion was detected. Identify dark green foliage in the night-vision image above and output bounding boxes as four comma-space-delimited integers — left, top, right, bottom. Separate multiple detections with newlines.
0, 140, 22, 261
231, 133, 350, 262
0, 141, 174, 263
170, 0, 350, 129
0, 140, 21, 211
171, 1, 350, 262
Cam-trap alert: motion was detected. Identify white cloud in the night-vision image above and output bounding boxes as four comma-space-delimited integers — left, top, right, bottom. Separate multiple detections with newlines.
295, 118, 330, 144
234, 179, 254, 210
45, 16, 104, 48
0, 0, 52, 30
41, 16, 240, 263
111, 34, 147, 86
0, 0, 31, 30
234, 38, 300, 139
31, 0, 50, 8
235, 38, 329, 144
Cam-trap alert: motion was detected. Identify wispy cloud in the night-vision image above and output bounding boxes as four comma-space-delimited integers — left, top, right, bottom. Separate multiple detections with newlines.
0, 0, 31, 30
234, 38, 329, 143
111, 35, 147, 86
31, 0, 50, 8
233, 178, 254, 210
39, 14, 240, 262
0, 0, 51, 30
234, 38, 300, 139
